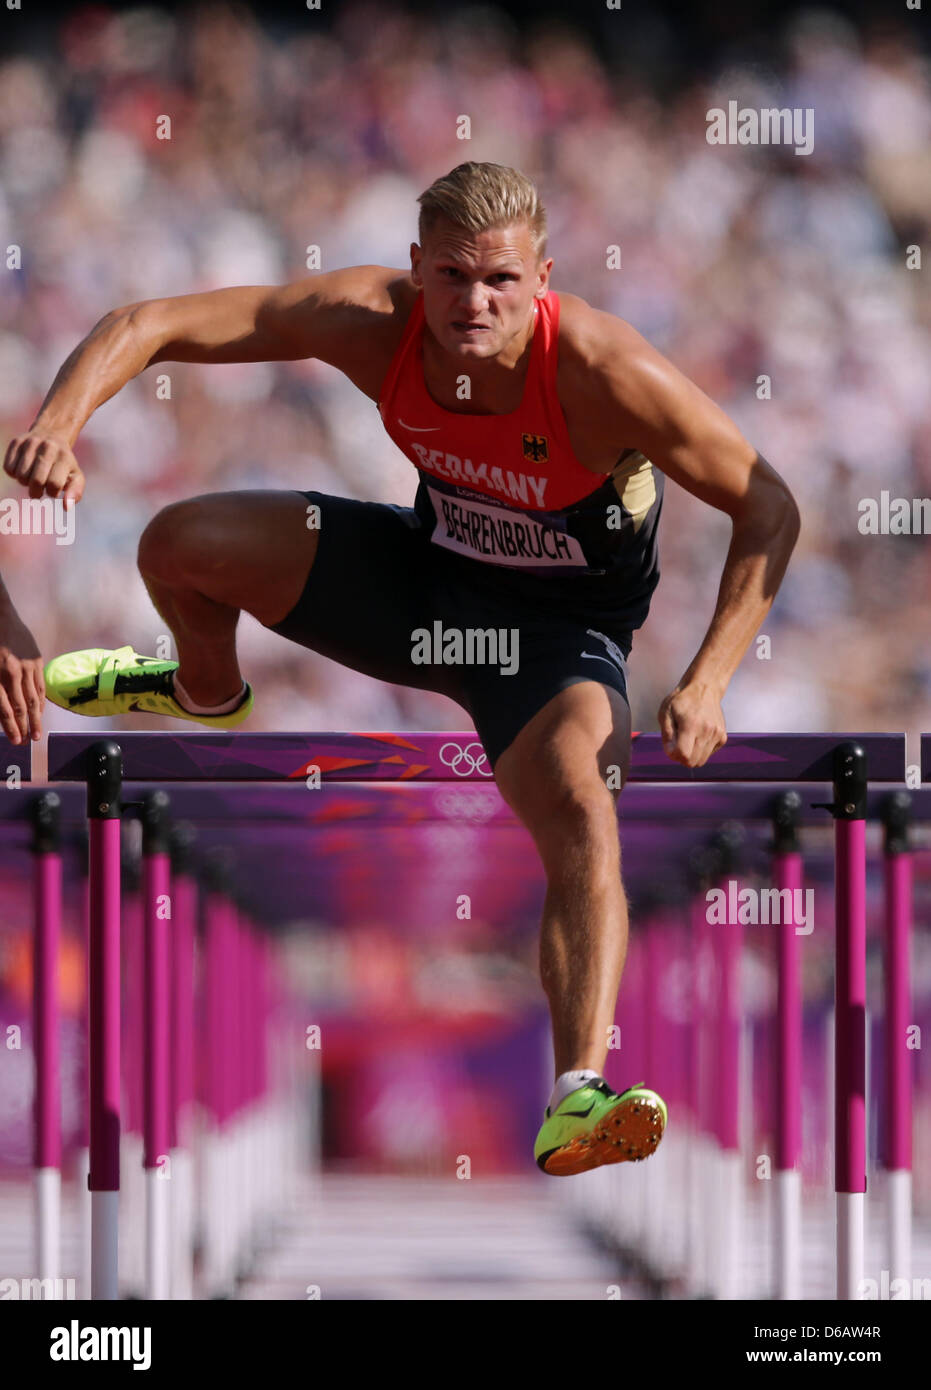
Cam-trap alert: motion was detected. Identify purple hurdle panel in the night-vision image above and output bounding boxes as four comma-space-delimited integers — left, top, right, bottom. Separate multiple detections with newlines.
45, 732, 905, 1302
3, 741, 32, 782
920, 735, 931, 784
47, 731, 905, 783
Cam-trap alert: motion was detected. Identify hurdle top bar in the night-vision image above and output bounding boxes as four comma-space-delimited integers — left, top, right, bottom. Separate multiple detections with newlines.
47, 731, 906, 783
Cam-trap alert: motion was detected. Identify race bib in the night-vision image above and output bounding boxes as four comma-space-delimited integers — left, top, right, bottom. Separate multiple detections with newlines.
426, 484, 587, 569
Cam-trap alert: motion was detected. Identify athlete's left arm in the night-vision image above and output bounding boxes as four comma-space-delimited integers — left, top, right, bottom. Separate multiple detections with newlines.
581, 309, 801, 769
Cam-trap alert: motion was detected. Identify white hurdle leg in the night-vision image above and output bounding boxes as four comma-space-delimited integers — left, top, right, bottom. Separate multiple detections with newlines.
886, 1169, 911, 1293
145, 1167, 171, 1300
170, 1144, 195, 1300
774, 1169, 801, 1300
91, 1191, 119, 1300
34, 1168, 61, 1287
837, 1192, 865, 1301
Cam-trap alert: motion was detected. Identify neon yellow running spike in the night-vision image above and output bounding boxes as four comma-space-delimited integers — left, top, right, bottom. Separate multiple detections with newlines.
44, 645, 253, 729
533, 1079, 667, 1176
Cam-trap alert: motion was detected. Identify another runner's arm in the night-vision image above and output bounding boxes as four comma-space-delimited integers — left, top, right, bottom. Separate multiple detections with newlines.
0, 572, 44, 744
582, 308, 801, 697
4, 267, 393, 484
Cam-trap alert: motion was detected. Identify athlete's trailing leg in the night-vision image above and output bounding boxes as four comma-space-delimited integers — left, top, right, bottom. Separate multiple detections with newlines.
493, 681, 666, 1175
43, 491, 318, 726
135, 491, 317, 705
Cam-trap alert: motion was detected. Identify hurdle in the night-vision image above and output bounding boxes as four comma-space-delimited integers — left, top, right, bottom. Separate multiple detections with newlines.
591, 789, 928, 1295
17, 779, 284, 1299
42, 730, 909, 1300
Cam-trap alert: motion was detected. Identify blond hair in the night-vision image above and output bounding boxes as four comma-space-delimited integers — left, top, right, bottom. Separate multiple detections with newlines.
417, 162, 547, 259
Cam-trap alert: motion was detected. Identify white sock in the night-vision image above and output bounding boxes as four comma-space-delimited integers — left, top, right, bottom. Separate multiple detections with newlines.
547, 1069, 602, 1115
172, 673, 247, 716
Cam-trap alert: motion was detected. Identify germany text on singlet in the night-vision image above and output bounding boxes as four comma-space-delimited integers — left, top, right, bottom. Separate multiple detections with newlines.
377, 289, 664, 626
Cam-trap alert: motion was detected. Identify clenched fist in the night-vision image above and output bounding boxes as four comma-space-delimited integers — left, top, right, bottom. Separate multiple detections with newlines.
3, 431, 85, 503
657, 680, 728, 769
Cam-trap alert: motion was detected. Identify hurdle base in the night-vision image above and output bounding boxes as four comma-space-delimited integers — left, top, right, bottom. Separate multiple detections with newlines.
774, 1169, 801, 1300
91, 1190, 119, 1300
34, 1168, 61, 1285
146, 1167, 171, 1301
836, 1192, 865, 1301
886, 1169, 912, 1291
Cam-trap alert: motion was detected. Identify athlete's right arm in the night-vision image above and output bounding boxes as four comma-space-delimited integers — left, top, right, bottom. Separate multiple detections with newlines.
3, 265, 398, 502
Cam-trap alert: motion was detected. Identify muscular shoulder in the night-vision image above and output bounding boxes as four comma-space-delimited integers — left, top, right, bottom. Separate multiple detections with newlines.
304, 264, 416, 315
555, 290, 762, 493
276, 265, 415, 341
274, 265, 418, 395
555, 292, 660, 413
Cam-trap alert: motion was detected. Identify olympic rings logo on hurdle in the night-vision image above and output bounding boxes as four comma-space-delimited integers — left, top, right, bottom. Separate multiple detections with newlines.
438, 741, 493, 777
434, 788, 500, 822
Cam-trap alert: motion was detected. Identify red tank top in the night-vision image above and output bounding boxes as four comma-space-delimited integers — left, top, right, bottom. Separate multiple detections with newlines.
377, 290, 603, 512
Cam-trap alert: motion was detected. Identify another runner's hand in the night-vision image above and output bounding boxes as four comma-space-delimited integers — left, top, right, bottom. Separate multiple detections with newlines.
0, 612, 45, 744
657, 681, 727, 769
3, 431, 85, 503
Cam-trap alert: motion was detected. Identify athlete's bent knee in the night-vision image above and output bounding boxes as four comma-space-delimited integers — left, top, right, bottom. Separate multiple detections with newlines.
510, 774, 617, 850
137, 499, 214, 581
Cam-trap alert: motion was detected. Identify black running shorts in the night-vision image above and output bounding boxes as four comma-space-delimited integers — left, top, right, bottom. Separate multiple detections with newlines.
266, 491, 637, 769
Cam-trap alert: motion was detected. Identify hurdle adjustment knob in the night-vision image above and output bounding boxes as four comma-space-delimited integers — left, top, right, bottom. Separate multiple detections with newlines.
86, 740, 123, 821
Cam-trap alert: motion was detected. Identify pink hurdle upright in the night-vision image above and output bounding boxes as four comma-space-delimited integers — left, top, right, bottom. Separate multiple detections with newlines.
881, 792, 913, 1291
169, 821, 197, 1302
31, 792, 63, 1288
86, 743, 123, 1301
772, 791, 803, 1300
827, 746, 868, 1301
141, 791, 172, 1300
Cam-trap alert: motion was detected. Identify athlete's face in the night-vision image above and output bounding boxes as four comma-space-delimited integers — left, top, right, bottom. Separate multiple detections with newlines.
411, 218, 552, 360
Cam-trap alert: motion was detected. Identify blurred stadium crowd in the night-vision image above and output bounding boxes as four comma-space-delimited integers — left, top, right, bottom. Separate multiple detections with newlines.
1, 1, 929, 747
